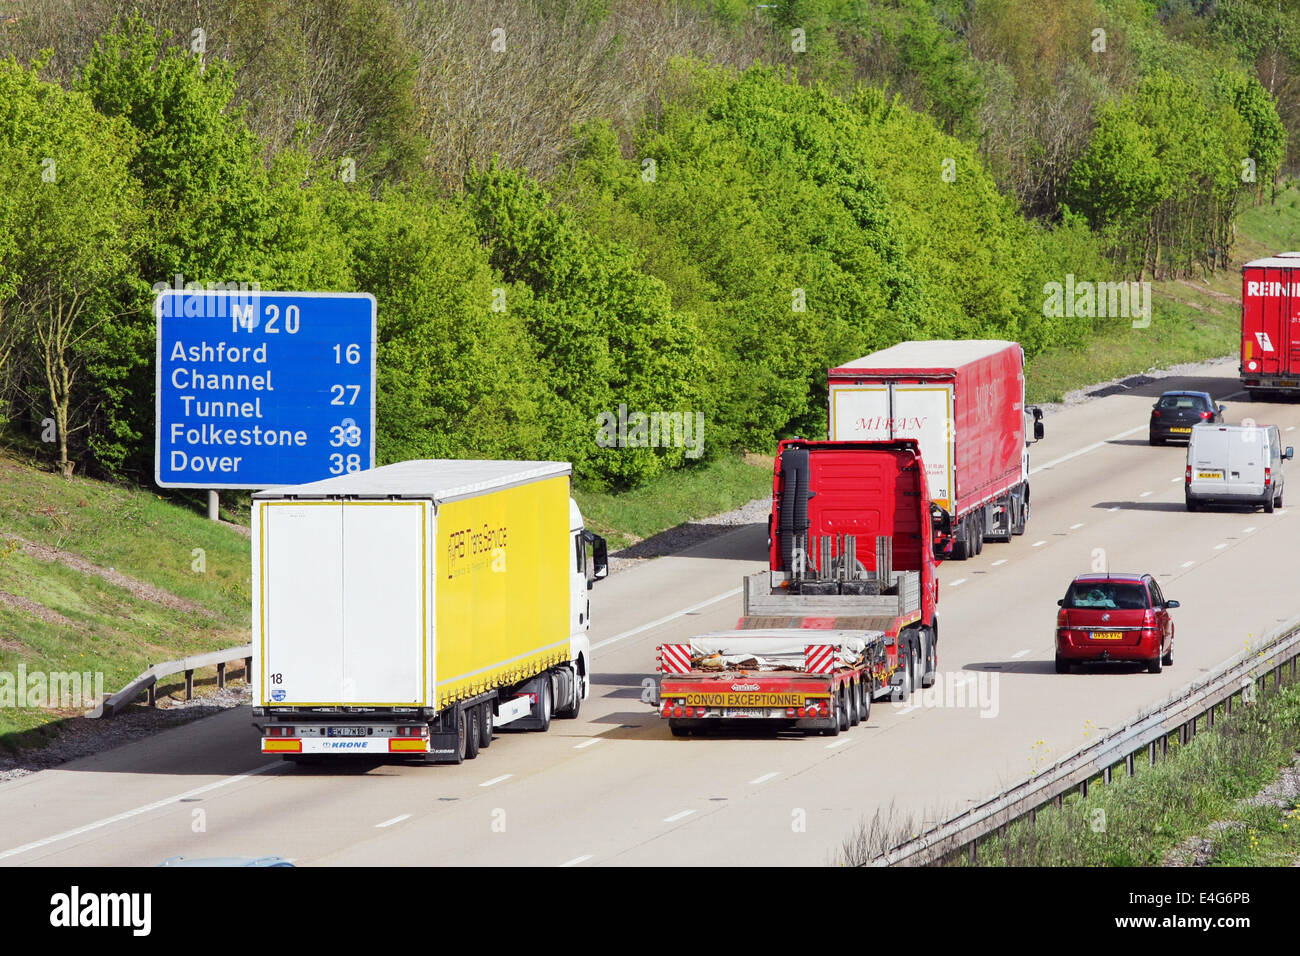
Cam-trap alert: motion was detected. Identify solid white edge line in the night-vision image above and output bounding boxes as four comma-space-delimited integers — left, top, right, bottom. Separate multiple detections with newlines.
0, 761, 283, 862
593, 588, 742, 651
376, 814, 412, 828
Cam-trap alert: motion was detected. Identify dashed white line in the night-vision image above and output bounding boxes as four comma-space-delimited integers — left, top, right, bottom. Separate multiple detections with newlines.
663, 809, 696, 823
376, 814, 411, 828
559, 854, 593, 868
1139, 490, 1152, 498
574, 738, 602, 749
826, 738, 853, 749
1010, 648, 1032, 659
1243, 527, 1256, 534
1032, 540, 1046, 548
480, 774, 513, 788
749, 772, 780, 785
992, 559, 1007, 567
1170, 477, 1182, 483
1288, 426, 1296, 432
1108, 506, 1120, 512
1029, 425, 1147, 474
949, 578, 967, 587
1213, 543, 1227, 551
0, 761, 283, 862
593, 588, 742, 650
1069, 523, 1084, 530
1180, 560, 1195, 568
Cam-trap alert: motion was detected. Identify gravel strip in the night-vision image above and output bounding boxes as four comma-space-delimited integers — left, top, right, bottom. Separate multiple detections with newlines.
0, 685, 250, 784
608, 494, 771, 574
1033, 355, 1238, 418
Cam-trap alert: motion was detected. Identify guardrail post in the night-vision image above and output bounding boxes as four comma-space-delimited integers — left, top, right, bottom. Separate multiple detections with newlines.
967, 841, 976, 865
1054, 793, 1063, 810
1149, 741, 1157, 766
217, 662, 227, 690
1103, 765, 1112, 785
184, 669, 194, 701
1078, 779, 1088, 798
1207, 703, 1214, 729
1161, 733, 1169, 757
245, 656, 253, 682
1226, 693, 1232, 715
147, 682, 157, 707
1126, 752, 1135, 776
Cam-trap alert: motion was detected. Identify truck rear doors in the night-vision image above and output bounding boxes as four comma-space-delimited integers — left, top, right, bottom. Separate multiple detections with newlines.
256, 499, 430, 707
1242, 263, 1300, 385
828, 383, 955, 512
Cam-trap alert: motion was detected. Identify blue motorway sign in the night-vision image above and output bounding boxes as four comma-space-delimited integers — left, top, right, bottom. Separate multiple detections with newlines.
155, 289, 376, 489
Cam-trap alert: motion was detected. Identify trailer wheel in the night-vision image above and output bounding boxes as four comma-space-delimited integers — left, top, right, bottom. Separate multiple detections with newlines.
669, 719, 691, 737
892, 648, 913, 703
847, 681, 860, 727
479, 705, 493, 749
821, 694, 841, 736
533, 676, 553, 733
465, 707, 481, 759
452, 708, 468, 763
858, 678, 871, 723
555, 669, 581, 719
920, 631, 936, 688
950, 517, 969, 560
974, 512, 985, 555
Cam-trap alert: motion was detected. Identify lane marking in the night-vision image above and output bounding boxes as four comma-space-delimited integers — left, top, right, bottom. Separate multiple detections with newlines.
1139, 491, 1152, 498
1069, 523, 1084, 530
1032, 540, 1046, 548
992, 559, 1007, 567
0, 761, 283, 862
1243, 527, 1256, 534
749, 772, 779, 785
559, 854, 593, 868
593, 588, 742, 651
826, 738, 852, 749
1029, 425, 1146, 474
376, 814, 411, 828
1180, 560, 1195, 568
663, 809, 696, 823
574, 738, 602, 749
1010, 648, 1032, 659
949, 578, 967, 587
1288, 426, 1296, 433
1213, 543, 1227, 551
1170, 477, 1182, 483
479, 774, 513, 788
1107, 506, 1120, 512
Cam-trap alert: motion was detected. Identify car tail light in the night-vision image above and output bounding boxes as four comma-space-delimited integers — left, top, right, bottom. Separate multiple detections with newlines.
1152, 410, 1161, 418
1199, 410, 1211, 419
1143, 609, 1155, 626
1057, 609, 1067, 627
1265, 466, 1272, 486
1185, 465, 1192, 484
267, 726, 294, 737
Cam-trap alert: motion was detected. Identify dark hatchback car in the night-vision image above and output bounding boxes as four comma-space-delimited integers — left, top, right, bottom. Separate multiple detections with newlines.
1055, 573, 1178, 674
1149, 390, 1224, 445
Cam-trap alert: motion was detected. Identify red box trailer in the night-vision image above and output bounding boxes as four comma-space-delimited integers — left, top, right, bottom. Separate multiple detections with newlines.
1240, 253, 1300, 397
827, 340, 1043, 560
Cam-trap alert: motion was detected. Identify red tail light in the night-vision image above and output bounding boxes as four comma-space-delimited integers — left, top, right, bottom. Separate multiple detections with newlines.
1185, 465, 1192, 484
1265, 466, 1272, 486
1056, 609, 1067, 627
1199, 410, 1211, 419
1143, 609, 1155, 626
1152, 410, 1161, 418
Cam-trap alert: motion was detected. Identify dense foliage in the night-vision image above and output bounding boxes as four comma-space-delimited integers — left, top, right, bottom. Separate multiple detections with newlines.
0, 2, 1288, 489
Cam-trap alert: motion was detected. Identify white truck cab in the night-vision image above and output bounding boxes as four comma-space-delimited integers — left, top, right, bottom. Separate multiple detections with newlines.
1186, 424, 1293, 512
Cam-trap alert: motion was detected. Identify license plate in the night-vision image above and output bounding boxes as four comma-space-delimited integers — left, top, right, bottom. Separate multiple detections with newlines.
1197, 471, 1222, 479
1089, 631, 1122, 640
1170, 427, 1192, 434
327, 726, 367, 737
724, 708, 768, 718
1277, 380, 1298, 388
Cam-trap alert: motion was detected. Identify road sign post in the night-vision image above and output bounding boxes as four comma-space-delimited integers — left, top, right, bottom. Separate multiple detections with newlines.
155, 290, 377, 492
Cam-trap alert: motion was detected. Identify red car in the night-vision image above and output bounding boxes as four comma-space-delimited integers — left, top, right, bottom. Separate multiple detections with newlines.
1054, 573, 1177, 674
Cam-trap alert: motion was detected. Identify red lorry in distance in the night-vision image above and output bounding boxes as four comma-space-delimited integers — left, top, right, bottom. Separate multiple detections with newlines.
1240, 253, 1300, 398
828, 339, 1044, 560
656, 439, 939, 736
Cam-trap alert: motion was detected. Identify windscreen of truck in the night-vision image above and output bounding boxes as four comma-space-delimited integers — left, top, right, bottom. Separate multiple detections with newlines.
1061, 582, 1150, 610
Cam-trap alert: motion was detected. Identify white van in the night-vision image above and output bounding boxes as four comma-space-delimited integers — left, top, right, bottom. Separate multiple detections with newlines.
1185, 424, 1293, 512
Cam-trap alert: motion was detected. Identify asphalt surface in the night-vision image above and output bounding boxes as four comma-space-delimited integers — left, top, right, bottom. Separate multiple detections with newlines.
2, 360, 1298, 867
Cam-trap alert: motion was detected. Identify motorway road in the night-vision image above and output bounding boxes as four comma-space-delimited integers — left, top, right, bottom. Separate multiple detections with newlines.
2, 359, 1299, 867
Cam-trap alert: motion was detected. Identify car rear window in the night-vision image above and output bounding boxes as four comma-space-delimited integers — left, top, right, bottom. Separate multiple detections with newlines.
1157, 395, 1206, 410
1063, 582, 1150, 610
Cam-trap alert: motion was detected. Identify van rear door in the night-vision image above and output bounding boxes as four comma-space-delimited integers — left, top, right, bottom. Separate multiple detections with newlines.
1189, 428, 1230, 496
1227, 428, 1266, 496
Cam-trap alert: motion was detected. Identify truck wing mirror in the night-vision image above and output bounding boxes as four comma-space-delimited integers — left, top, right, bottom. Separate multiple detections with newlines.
584, 531, 608, 586
1034, 420, 1045, 441
1287, 447, 1295, 460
